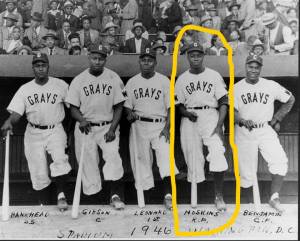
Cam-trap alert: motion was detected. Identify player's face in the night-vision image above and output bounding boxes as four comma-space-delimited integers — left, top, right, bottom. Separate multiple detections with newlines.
139, 56, 157, 74
245, 62, 262, 81
187, 51, 204, 69
33, 62, 49, 79
88, 53, 107, 72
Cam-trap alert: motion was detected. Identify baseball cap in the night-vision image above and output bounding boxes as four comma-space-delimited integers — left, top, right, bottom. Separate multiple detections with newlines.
139, 47, 156, 59
245, 54, 263, 66
32, 52, 49, 65
186, 42, 205, 54
89, 44, 108, 57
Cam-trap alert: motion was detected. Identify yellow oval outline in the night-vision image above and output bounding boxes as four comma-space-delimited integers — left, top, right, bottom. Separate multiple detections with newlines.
169, 24, 241, 236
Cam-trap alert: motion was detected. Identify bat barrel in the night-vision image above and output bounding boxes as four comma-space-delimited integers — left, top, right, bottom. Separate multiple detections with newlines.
2, 132, 10, 221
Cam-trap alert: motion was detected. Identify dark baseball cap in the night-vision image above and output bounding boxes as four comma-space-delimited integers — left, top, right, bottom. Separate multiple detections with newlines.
89, 44, 108, 57
246, 54, 263, 66
139, 47, 156, 59
187, 42, 205, 54
32, 52, 49, 65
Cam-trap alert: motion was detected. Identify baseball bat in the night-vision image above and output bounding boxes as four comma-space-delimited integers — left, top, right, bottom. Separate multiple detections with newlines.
71, 134, 86, 219
252, 161, 261, 211
191, 124, 197, 208
2, 131, 10, 221
132, 123, 145, 208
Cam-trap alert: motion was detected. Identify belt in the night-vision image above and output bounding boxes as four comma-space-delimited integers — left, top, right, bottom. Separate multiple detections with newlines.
238, 123, 265, 128
90, 121, 112, 127
187, 106, 210, 110
137, 116, 164, 123
30, 122, 55, 130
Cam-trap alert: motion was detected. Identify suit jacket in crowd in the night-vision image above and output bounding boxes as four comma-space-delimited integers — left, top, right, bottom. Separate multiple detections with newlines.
39, 46, 66, 55
24, 26, 48, 50
77, 28, 99, 48
56, 29, 72, 49
123, 37, 150, 53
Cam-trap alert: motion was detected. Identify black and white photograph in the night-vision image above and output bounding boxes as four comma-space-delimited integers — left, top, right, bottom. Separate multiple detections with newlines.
0, 0, 298, 239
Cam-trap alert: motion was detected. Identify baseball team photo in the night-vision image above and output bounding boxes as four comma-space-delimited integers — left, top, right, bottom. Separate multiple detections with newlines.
0, 0, 298, 239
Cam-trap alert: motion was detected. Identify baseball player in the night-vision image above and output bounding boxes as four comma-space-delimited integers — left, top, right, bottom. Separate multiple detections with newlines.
0, 53, 72, 212
65, 43, 127, 210
234, 54, 295, 213
175, 42, 229, 211
124, 47, 179, 210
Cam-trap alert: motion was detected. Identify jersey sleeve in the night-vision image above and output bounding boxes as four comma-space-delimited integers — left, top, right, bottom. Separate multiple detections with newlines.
123, 79, 133, 109
175, 78, 185, 105
7, 86, 26, 116
163, 77, 170, 109
59, 79, 70, 108
273, 82, 292, 103
65, 78, 81, 107
214, 72, 228, 100
113, 75, 127, 105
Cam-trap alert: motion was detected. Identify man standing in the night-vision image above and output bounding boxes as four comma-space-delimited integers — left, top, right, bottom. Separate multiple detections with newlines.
124, 47, 179, 210
0, 0, 23, 27
175, 42, 229, 211
1, 53, 72, 211
65, 43, 127, 210
234, 54, 295, 213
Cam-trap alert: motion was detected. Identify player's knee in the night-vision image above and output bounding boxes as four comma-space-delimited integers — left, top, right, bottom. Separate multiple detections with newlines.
269, 162, 288, 176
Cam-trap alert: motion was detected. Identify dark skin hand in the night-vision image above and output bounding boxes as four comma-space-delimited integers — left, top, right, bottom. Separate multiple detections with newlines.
159, 108, 170, 143
104, 102, 124, 143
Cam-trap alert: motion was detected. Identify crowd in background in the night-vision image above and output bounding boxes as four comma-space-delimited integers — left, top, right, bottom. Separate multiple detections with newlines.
0, 0, 298, 56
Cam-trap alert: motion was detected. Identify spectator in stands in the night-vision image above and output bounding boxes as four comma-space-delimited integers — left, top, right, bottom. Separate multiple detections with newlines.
290, 39, 298, 55
39, 31, 65, 55
197, 15, 214, 50
68, 45, 81, 55
101, 21, 122, 51
261, 12, 294, 54
286, 7, 297, 21
238, 0, 256, 32
153, 41, 167, 55
81, 0, 102, 32
72, 0, 84, 19
57, 20, 72, 49
24, 12, 48, 50
272, 0, 293, 26
207, 4, 221, 30
0, 13, 18, 49
206, 34, 228, 55
164, 0, 182, 34
102, 41, 121, 55
250, 38, 265, 56
3, 25, 22, 54
0, 0, 23, 27
217, 0, 234, 22
125, 18, 149, 41
228, 29, 248, 55
77, 15, 99, 50
17, 44, 32, 54
68, 32, 81, 48
123, 20, 150, 54
102, 0, 120, 30
168, 25, 183, 54
222, 18, 245, 42
221, 2, 241, 30
288, 18, 298, 45
183, 4, 200, 25
138, 0, 157, 33
31, 0, 48, 25
61, 1, 80, 32
20, 0, 32, 29
0, 0, 6, 13
46, 0, 62, 31
118, 0, 139, 40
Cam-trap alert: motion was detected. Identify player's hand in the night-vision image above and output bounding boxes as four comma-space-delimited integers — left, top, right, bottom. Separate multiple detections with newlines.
240, 119, 255, 131
269, 118, 280, 133
159, 126, 170, 143
211, 125, 224, 142
79, 120, 91, 134
187, 111, 198, 122
127, 112, 139, 123
104, 129, 116, 143
1, 120, 13, 138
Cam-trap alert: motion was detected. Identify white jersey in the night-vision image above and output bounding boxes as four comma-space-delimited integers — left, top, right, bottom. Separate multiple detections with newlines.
7, 77, 68, 125
234, 78, 291, 123
66, 67, 127, 122
124, 72, 170, 118
175, 67, 227, 108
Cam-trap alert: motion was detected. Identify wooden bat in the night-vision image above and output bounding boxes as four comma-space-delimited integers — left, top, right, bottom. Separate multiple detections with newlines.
71, 135, 86, 219
191, 123, 197, 208
2, 132, 10, 221
252, 161, 261, 211
131, 123, 145, 208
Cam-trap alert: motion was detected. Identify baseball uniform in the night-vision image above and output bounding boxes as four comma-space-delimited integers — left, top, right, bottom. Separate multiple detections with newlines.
175, 67, 229, 183
65, 67, 127, 195
125, 71, 179, 191
234, 77, 290, 188
6, 77, 71, 191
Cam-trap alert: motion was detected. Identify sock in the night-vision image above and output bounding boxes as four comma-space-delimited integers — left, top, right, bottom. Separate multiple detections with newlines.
212, 171, 224, 197
54, 173, 69, 196
110, 180, 124, 201
270, 192, 279, 200
162, 176, 172, 197
57, 192, 65, 200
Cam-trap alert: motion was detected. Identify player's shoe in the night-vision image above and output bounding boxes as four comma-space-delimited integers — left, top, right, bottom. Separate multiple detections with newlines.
163, 194, 173, 211
57, 197, 68, 212
214, 195, 227, 212
269, 198, 285, 214
110, 195, 125, 210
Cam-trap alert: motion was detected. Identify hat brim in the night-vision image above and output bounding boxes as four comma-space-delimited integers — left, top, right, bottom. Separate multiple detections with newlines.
104, 25, 119, 32
3, 17, 18, 21
246, 60, 263, 65
139, 53, 156, 59
31, 16, 44, 22
262, 19, 276, 26
32, 59, 49, 65
153, 45, 167, 52
89, 50, 108, 57
187, 47, 205, 54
